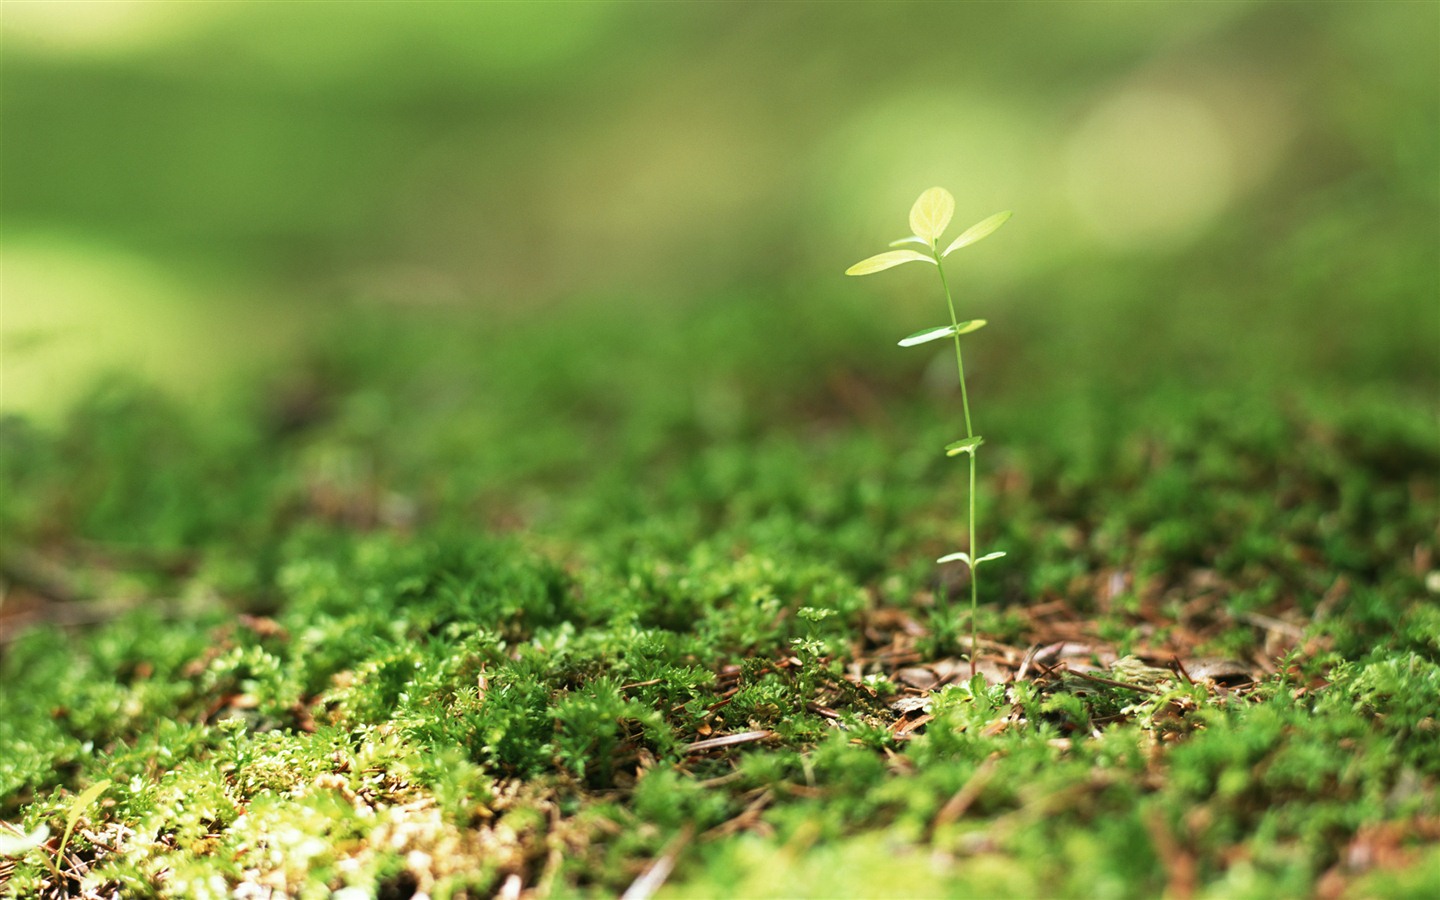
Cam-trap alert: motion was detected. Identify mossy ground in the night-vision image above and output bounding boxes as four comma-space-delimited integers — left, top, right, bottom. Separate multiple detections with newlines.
2, 263, 1437, 899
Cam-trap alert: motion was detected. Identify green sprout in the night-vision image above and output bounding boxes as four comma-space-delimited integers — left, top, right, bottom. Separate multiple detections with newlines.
846, 187, 1012, 677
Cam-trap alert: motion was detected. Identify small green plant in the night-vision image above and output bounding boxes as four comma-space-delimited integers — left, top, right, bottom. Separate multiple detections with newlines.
792, 605, 836, 658
42, 778, 112, 884
847, 187, 1012, 676
792, 605, 837, 698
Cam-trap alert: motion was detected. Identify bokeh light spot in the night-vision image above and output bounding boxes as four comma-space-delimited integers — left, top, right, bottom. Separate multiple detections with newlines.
1064, 88, 1235, 249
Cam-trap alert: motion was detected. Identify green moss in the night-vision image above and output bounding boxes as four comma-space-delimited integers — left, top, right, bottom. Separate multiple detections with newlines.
2, 292, 1436, 896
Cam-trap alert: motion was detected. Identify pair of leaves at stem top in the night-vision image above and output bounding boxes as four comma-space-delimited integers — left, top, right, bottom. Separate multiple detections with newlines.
845, 187, 1011, 277
845, 188, 1011, 349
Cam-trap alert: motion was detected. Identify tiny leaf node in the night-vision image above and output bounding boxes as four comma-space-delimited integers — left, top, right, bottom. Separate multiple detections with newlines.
975, 551, 1007, 564
943, 210, 1012, 256
909, 187, 955, 243
937, 551, 971, 567
945, 435, 985, 456
846, 250, 936, 276
953, 319, 987, 335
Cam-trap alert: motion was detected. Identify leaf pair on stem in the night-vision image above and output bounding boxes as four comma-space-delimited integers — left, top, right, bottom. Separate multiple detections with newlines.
846, 189, 1011, 276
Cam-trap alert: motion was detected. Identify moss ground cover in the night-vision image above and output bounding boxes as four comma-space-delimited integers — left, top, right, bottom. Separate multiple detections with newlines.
1, 266, 1437, 898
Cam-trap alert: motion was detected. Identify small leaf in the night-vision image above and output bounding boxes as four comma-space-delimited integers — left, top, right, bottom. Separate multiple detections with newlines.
975, 551, 1007, 564
937, 552, 971, 567
909, 187, 955, 243
0, 825, 49, 858
943, 210, 1012, 256
888, 236, 930, 248
898, 325, 956, 347
845, 250, 936, 276
945, 436, 984, 456
59, 779, 110, 860
897, 319, 987, 347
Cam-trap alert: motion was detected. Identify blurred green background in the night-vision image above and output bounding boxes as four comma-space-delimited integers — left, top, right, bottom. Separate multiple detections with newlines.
2, 0, 1436, 419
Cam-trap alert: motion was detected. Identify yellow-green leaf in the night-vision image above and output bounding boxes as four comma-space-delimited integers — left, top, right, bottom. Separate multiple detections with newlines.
65, 780, 110, 837
845, 250, 936, 276
936, 550, 1005, 568
943, 210, 1012, 256
59, 779, 110, 860
909, 187, 955, 243
888, 236, 930, 248
945, 436, 984, 456
898, 325, 956, 347
897, 319, 986, 347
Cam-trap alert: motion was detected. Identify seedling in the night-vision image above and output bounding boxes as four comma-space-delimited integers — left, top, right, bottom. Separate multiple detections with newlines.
24, 778, 113, 885
847, 188, 1012, 677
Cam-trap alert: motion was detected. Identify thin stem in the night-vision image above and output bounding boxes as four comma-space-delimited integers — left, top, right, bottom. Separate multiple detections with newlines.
933, 249, 981, 679
933, 259, 974, 439
968, 454, 977, 679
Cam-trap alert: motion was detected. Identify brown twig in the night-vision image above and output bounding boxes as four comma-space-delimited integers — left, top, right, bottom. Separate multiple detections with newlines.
702, 789, 774, 841
534, 803, 565, 898
0, 600, 152, 646
1172, 656, 1194, 686
1143, 807, 1196, 900
1065, 669, 1161, 695
0, 549, 89, 605
932, 753, 1000, 831
1238, 610, 1305, 639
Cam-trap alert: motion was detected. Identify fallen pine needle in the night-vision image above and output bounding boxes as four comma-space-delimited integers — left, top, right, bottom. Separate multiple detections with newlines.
684, 730, 773, 754
1066, 668, 1162, 695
